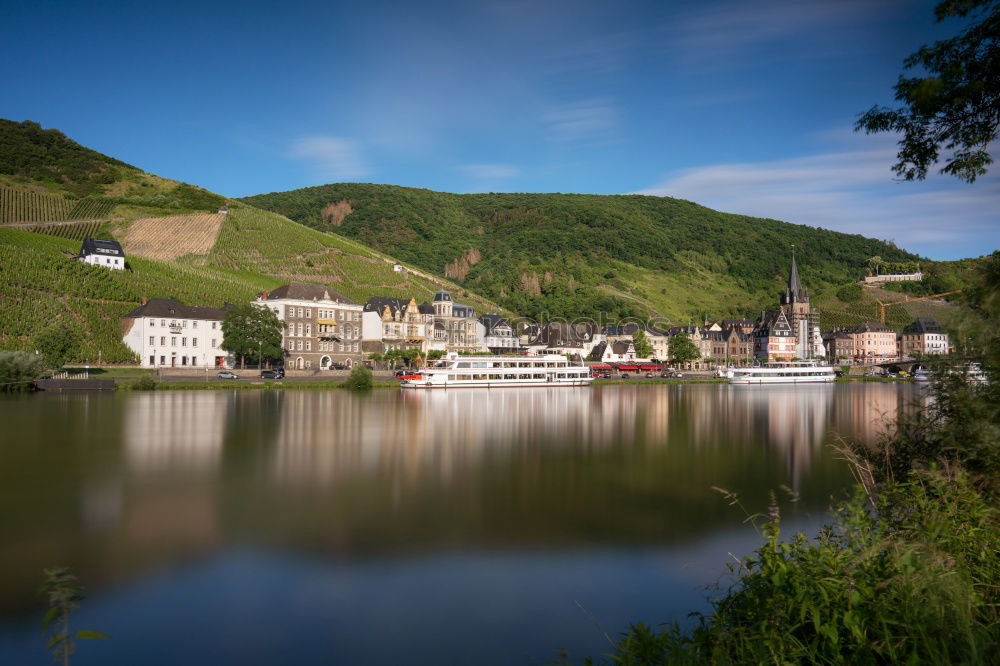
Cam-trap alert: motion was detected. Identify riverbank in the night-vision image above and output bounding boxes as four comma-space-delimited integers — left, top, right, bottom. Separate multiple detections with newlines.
115, 379, 401, 391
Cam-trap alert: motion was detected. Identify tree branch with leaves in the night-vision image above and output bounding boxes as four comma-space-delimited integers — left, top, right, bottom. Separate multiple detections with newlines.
856, 0, 999, 183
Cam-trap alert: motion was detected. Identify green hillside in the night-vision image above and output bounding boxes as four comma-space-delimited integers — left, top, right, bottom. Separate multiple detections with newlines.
241, 183, 923, 322
0, 121, 500, 363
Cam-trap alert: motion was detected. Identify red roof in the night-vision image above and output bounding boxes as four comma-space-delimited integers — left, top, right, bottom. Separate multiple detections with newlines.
590, 365, 613, 369
618, 365, 639, 371
640, 365, 663, 370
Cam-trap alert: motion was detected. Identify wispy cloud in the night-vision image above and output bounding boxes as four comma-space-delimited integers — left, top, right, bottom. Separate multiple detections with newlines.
634, 136, 1000, 258
662, 0, 899, 67
542, 98, 619, 143
287, 136, 369, 181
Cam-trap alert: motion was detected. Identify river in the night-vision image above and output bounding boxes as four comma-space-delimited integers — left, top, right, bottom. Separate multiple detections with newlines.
0, 383, 917, 664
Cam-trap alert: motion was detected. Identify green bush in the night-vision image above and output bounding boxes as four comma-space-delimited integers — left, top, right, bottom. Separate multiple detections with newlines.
0, 351, 44, 392
344, 364, 373, 391
836, 283, 863, 302
131, 376, 156, 391
576, 470, 998, 665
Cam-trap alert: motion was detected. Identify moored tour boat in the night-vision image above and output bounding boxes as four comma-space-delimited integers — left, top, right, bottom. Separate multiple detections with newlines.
725, 361, 836, 385
400, 354, 594, 389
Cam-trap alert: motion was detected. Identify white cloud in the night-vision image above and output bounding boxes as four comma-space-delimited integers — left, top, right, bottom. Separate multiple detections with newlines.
287, 136, 369, 181
634, 138, 1000, 258
542, 98, 619, 142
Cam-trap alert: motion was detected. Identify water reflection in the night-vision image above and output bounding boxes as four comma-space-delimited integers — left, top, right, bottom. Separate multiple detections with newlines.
0, 384, 916, 622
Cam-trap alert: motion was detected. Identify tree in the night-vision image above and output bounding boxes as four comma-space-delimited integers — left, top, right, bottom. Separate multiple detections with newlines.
856, 0, 1000, 183
669, 332, 701, 366
221, 305, 285, 369
0, 351, 45, 392
344, 364, 373, 391
632, 328, 653, 358
868, 255, 883, 275
35, 320, 82, 369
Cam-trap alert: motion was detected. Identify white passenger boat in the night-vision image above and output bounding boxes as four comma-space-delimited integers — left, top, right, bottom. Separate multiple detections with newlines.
726, 361, 836, 385
400, 354, 593, 389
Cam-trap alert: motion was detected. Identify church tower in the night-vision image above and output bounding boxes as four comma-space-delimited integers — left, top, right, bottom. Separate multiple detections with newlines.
779, 249, 817, 358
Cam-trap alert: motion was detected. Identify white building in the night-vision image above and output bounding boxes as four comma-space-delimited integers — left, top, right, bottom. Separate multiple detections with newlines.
79, 236, 125, 270
361, 296, 433, 355
121, 298, 230, 368
478, 314, 518, 353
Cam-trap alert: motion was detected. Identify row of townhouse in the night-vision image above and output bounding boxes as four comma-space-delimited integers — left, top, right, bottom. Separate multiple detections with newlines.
822, 317, 952, 363
121, 283, 521, 369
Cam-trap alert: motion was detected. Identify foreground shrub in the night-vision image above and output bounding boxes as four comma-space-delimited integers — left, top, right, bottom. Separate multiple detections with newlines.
344, 364, 373, 391
131, 376, 156, 391
576, 469, 998, 665
0, 351, 45, 393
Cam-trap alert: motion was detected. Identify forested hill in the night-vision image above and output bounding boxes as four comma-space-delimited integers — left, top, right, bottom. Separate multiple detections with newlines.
241, 183, 921, 321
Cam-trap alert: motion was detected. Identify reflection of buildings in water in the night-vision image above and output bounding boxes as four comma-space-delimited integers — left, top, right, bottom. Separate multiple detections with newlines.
123, 392, 229, 473
264, 385, 913, 494
833, 384, 910, 445
737, 385, 833, 491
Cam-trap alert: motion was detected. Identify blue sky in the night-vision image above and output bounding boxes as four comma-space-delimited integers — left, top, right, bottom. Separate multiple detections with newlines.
2, 0, 996, 259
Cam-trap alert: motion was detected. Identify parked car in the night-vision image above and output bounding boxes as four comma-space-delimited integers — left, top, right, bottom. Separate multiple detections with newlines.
217, 370, 238, 379
394, 369, 411, 377
834, 370, 845, 377
330, 363, 348, 370
260, 370, 281, 379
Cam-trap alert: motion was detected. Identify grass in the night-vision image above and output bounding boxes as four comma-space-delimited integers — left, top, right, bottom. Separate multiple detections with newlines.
116, 379, 400, 391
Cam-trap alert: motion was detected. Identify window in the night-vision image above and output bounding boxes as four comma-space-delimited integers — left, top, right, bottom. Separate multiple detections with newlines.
160, 336, 166, 345
212, 339, 217, 348
193, 338, 198, 346
149, 319, 155, 327
212, 322, 217, 329
182, 338, 187, 347
306, 309, 311, 318
306, 341, 311, 351
160, 355, 165, 365
297, 341, 303, 351
305, 324, 311, 336
288, 341, 294, 350
297, 323, 303, 336
183, 320, 188, 328
149, 336, 155, 345
193, 321, 198, 329
171, 337, 177, 347
161, 319, 166, 326
297, 308, 303, 318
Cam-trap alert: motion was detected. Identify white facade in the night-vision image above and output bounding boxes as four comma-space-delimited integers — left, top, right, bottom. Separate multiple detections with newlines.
122, 306, 229, 368
81, 253, 124, 270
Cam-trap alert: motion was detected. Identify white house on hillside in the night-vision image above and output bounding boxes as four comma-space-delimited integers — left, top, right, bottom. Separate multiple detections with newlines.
78, 236, 125, 270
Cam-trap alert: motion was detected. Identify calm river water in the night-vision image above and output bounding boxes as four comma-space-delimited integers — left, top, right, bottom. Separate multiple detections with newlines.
0, 383, 916, 665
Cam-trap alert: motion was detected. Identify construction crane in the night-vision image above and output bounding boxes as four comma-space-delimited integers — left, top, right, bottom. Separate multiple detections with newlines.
875, 291, 961, 324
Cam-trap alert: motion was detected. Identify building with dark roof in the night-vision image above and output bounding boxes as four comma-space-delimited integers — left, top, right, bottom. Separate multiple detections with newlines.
753, 310, 796, 361
361, 296, 432, 355
778, 251, 820, 358
255, 282, 363, 369
121, 297, 230, 368
478, 314, 518, 353
78, 236, 125, 270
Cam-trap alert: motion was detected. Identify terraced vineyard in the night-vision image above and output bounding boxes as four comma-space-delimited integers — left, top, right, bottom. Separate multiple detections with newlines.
1, 186, 117, 224
816, 285, 959, 330
0, 227, 279, 362
67, 198, 116, 220
8, 219, 108, 241
0, 187, 72, 222
124, 213, 226, 260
